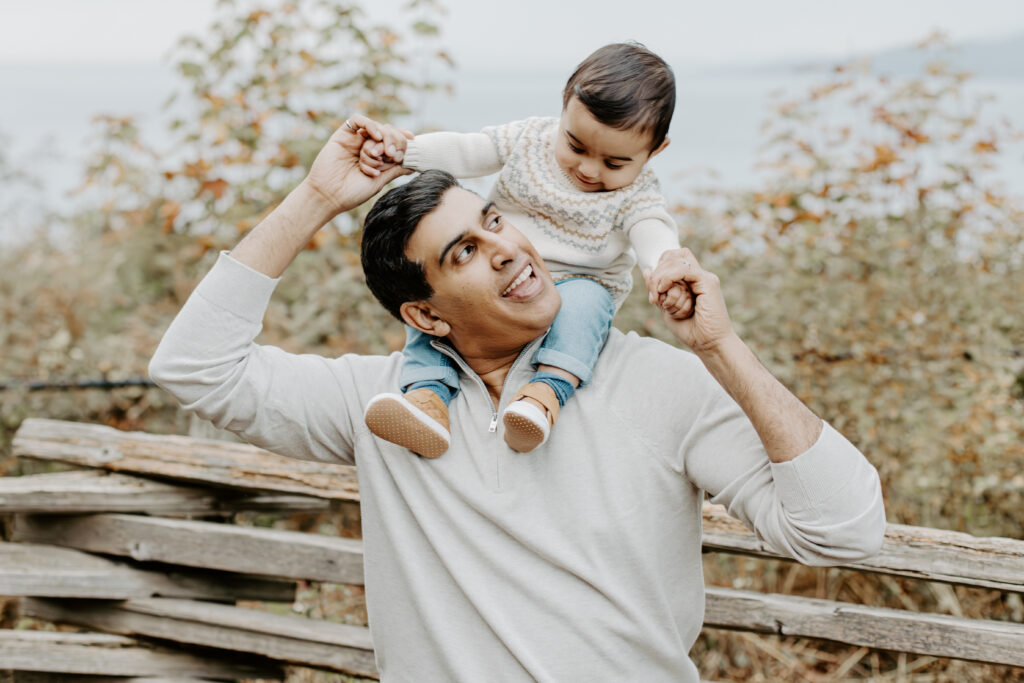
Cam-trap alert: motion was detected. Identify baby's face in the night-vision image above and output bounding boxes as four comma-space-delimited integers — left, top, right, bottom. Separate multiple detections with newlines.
554, 96, 668, 192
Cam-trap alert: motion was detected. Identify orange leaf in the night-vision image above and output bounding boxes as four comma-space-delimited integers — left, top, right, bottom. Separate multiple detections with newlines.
196, 235, 217, 257
183, 159, 212, 179
159, 201, 181, 234
198, 178, 229, 199
973, 140, 998, 154
861, 144, 899, 172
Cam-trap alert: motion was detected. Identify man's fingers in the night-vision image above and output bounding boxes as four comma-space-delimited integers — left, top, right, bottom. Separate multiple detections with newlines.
347, 114, 384, 141
653, 251, 703, 295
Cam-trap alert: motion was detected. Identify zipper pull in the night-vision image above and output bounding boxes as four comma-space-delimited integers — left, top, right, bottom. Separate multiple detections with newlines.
488, 414, 498, 433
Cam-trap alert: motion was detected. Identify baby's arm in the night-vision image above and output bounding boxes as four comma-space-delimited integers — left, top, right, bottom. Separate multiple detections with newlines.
360, 119, 527, 179
631, 218, 695, 320
402, 131, 505, 178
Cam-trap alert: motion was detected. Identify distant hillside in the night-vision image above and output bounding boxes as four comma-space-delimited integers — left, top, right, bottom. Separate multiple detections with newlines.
707, 31, 1024, 80
870, 32, 1024, 79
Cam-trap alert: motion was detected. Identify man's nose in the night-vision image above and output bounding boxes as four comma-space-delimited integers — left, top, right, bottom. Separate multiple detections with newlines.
484, 232, 517, 268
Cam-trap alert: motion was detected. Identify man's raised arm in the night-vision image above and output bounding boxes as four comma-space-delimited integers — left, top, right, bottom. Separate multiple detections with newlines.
645, 248, 886, 564
645, 248, 822, 463
147, 117, 411, 464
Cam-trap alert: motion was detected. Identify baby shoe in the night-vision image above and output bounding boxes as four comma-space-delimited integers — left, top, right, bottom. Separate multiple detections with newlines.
502, 382, 560, 453
364, 388, 450, 459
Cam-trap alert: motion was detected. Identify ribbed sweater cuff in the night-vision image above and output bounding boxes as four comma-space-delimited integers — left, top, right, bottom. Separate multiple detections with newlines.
403, 139, 425, 171
768, 422, 868, 514
192, 251, 281, 324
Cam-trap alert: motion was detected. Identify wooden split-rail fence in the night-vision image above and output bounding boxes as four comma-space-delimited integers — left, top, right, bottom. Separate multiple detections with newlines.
1, 418, 1023, 680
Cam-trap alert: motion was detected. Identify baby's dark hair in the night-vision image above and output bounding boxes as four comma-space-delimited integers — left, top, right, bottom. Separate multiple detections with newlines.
562, 42, 675, 152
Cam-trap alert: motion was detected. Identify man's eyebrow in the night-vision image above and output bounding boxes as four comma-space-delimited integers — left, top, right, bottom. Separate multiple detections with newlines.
566, 130, 632, 162
438, 231, 468, 267
437, 202, 497, 266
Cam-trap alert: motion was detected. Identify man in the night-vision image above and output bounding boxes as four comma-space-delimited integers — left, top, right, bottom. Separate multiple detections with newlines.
150, 116, 886, 682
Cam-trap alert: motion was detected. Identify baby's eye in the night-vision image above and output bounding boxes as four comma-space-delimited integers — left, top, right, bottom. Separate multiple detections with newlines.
605, 161, 623, 170
567, 140, 584, 154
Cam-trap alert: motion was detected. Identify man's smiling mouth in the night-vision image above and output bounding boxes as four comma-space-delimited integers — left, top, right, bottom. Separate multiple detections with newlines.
502, 264, 534, 297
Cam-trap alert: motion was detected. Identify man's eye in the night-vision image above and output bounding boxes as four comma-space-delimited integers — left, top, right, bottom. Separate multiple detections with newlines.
455, 244, 475, 264
487, 214, 503, 230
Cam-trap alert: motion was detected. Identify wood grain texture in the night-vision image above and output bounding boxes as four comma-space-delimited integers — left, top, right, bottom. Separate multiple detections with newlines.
11, 513, 363, 584
19, 597, 378, 679
0, 629, 282, 678
0, 470, 328, 514
701, 503, 1024, 592
0, 541, 295, 601
10, 676, 244, 683
704, 586, 1024, 666
12, 418, 358, 501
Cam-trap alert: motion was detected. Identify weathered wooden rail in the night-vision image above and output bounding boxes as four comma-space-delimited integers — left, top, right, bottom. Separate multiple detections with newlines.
2, 418, 1023, 680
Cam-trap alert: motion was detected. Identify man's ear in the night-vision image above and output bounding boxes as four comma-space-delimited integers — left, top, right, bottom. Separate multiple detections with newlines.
649, 136, 670, 159
400, 301, 451, 338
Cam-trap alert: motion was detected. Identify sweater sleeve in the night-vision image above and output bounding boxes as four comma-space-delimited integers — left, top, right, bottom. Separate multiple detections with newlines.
678, 361, 886, 565
403, 132, 504, 177
621, 173, 679, 271
629, 218, 680, 272
148, 252, 363, 465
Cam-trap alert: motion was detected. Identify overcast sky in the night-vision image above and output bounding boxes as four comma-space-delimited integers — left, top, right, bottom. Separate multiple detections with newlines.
2, 0, 1023, 71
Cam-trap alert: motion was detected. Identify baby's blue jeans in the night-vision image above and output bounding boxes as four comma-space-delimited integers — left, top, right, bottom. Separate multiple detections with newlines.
398, 278, 615, 400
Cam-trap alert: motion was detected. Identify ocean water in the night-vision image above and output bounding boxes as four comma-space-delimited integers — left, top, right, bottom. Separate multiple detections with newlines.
0, 62, 1021, 241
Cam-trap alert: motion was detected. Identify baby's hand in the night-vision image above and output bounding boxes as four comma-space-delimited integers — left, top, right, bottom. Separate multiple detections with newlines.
358, 123, 413, 178
645, 250, 697, 320
659, 281, 695, 320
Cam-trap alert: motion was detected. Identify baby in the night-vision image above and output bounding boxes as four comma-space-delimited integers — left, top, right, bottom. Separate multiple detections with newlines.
359, 42, 691, 457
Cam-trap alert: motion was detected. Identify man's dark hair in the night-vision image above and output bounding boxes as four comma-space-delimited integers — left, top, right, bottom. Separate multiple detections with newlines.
562, 42, 675, 152
361, 169, 461, 321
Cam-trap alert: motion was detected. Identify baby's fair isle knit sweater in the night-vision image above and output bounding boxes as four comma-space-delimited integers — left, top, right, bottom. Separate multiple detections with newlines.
403, 117, 680, 307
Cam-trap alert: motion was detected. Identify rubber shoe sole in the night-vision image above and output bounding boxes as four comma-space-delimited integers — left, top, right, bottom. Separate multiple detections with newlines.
364, 393, 450, 459
502, 400, 550, 453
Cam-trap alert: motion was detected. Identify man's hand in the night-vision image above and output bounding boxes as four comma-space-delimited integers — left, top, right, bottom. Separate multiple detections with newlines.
231, 115, 412, 278
302, 114, 413, 217
643, 248, 735, 353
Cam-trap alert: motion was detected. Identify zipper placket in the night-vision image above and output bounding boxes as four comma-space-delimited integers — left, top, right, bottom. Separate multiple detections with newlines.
430, 338, 540, 434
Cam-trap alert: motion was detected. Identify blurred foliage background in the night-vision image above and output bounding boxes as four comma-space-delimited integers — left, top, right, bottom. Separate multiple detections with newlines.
1, 0, 1022, 680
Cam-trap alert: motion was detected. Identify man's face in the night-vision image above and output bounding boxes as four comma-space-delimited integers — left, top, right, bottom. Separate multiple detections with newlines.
403, 186, 561, 358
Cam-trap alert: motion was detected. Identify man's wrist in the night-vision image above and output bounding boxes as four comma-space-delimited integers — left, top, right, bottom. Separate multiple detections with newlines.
693, 331, 759, 405
230, 179, 340, 278
295, 177, 344, 227
692, 331, 745, 367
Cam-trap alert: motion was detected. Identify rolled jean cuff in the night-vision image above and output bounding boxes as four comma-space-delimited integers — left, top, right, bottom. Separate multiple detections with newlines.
533, 348, 595, 385
400, 365, 460, 391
